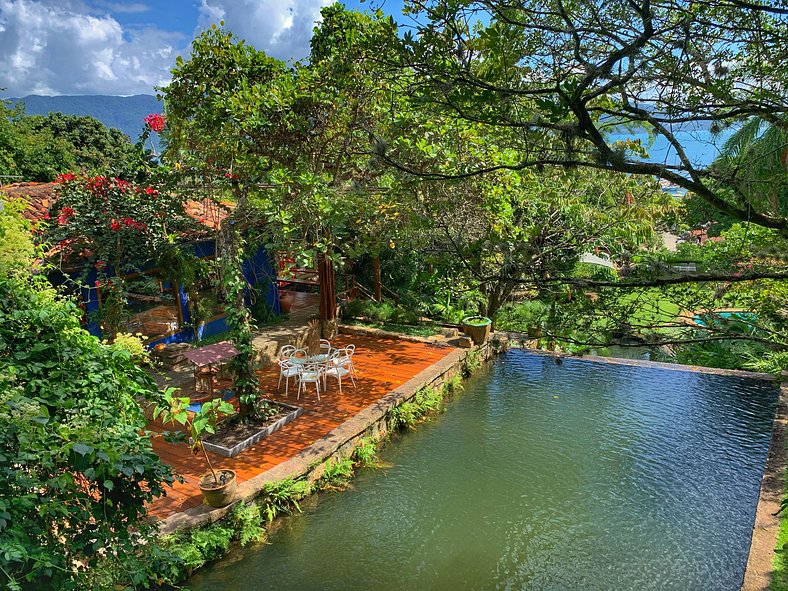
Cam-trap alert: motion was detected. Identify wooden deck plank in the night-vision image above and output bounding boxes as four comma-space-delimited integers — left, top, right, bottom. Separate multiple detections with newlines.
147, 333, 455, 519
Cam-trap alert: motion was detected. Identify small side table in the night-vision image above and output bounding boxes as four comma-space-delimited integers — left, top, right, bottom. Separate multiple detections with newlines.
182, 341, 240, 399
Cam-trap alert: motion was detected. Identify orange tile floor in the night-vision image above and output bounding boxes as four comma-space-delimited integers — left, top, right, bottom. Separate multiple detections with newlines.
148, 333, 453, 519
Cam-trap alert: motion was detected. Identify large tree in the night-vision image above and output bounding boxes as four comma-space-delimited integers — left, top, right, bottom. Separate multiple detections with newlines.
388, 0, 788, 232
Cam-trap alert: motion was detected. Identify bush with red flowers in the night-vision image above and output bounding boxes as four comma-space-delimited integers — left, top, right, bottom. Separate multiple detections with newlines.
47, 174, 194, 336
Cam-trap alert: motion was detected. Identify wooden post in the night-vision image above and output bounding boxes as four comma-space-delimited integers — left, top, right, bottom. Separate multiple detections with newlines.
372, 254, 382, 302
318, 254, 336, 322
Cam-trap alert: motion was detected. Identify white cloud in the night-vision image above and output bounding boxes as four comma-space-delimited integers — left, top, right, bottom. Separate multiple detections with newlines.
98, 2, 151, 14
197, 0, 329, 63
0, 0, 180, 96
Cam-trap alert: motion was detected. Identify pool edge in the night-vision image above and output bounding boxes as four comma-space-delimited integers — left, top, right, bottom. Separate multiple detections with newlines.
742, 381, 788, 591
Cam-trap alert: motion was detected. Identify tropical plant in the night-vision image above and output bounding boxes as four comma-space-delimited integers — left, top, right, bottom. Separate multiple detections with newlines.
153, 390, 236, 487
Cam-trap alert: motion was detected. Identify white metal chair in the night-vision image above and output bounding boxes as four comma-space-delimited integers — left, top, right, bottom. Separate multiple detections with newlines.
311, 338, 333, 363
339, 344, 357, 380
323, 349, 355, 394
277, 358, 300, 397
297, 361, 323, 401
279, 345, 296, 360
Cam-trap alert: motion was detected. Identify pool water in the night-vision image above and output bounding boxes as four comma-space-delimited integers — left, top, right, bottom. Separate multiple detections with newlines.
188, 352, 778, 591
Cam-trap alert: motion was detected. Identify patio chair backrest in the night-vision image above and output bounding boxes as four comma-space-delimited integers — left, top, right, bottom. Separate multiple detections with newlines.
280, 345, 296, 359
292, 348, 309, 361
301, 361, 323, 379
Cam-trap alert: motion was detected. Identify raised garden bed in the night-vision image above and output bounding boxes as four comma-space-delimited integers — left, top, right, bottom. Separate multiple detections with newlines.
202, 401, 303, 458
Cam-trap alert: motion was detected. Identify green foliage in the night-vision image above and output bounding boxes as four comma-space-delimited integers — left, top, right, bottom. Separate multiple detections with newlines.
746, 352, 788, 376
261, 478, 313, 522
162, 524, 234, 578
351, 437, 380, 468
229, 503, 266, 546
218, 229, 262, 414
47, 173, 194, 338
106, 331, 151, 364
153, 391, 236, 486
0, 100, 140, 182
318, 457, 355, 491
342, 299, 421, 326
0, 270, 173, 590
387, 377, 462, 431
0, 197, 37, 275
495, 300, 547, 336
671, 340, 771, 371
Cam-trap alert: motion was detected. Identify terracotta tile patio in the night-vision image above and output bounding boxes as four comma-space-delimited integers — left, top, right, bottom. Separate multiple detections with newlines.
148, 333, 454, 520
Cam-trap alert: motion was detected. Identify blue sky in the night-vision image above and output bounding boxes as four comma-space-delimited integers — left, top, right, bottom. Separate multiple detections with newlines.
0, 0, 404, 96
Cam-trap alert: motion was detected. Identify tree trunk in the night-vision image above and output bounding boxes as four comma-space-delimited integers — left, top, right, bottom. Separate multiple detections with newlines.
372, 255, 382, 302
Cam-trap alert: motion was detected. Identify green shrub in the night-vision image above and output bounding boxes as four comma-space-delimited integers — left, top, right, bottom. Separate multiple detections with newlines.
261, 478, 313, 522
318, 457, 355, 490
352, 438, 380, 468
0, 273, 174, 590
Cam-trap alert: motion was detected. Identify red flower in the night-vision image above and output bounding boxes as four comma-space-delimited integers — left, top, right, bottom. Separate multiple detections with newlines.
144, 113, 166, 133
55, 172, 76, 183
94, 280, 101, 287
95, 260, 106, 270
57, 207, 75, 225
110, 219, 121, 231
144, 186, 158, 197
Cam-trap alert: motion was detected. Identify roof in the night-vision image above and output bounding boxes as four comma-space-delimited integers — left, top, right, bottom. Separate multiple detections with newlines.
0, 181, 233, 232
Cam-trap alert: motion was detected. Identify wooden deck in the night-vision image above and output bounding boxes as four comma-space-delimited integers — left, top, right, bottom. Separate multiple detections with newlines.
148, 333, 454, 520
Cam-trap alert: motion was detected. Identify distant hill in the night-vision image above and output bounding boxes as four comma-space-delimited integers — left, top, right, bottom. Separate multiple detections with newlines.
6, 94, 162, 142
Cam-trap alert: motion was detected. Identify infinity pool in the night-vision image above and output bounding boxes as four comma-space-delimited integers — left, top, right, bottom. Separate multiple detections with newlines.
189, 352, 777, 591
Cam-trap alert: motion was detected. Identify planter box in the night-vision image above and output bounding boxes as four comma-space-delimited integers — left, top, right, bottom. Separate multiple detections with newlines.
202, 402, 303, 458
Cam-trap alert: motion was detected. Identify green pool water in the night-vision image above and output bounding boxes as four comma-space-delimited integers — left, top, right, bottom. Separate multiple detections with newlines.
188, 352, 778, 591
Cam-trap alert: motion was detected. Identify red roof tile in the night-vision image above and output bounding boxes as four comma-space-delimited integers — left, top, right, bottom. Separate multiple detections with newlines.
0, 181, 233, 231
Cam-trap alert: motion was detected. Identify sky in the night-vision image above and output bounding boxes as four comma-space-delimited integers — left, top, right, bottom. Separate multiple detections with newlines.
0, 0, 403, 97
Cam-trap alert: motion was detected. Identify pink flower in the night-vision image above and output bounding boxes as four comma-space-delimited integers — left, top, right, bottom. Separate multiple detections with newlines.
144, 113, 166, 133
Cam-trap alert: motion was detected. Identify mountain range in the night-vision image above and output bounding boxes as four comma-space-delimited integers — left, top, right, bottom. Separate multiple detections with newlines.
6, 94, 162, 142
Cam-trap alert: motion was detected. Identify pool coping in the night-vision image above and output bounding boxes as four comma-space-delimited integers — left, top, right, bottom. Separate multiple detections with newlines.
523, 348, 776, 381
742, 381, 788, 591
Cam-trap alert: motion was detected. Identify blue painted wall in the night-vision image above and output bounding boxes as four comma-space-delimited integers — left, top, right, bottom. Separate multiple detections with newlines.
74, 239, 279, 347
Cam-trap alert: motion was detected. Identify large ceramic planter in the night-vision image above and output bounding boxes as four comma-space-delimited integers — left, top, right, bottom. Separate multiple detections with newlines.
199, 469, 237, 507
462, 316, 492, 345
279, 291, 294, 314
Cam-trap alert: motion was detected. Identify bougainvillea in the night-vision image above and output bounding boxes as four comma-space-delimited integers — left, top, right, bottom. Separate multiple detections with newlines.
47, 173, 194, 337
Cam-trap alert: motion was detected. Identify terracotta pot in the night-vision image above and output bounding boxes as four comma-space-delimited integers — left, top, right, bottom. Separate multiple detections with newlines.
199, 469, 237, 507
462, 316, 492, 345
279, 291, 294, 314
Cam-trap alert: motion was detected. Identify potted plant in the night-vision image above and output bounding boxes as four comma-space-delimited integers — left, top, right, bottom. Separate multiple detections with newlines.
279, 289, 294, 314
461, 315, 493, 345
154, 390, 238, 507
